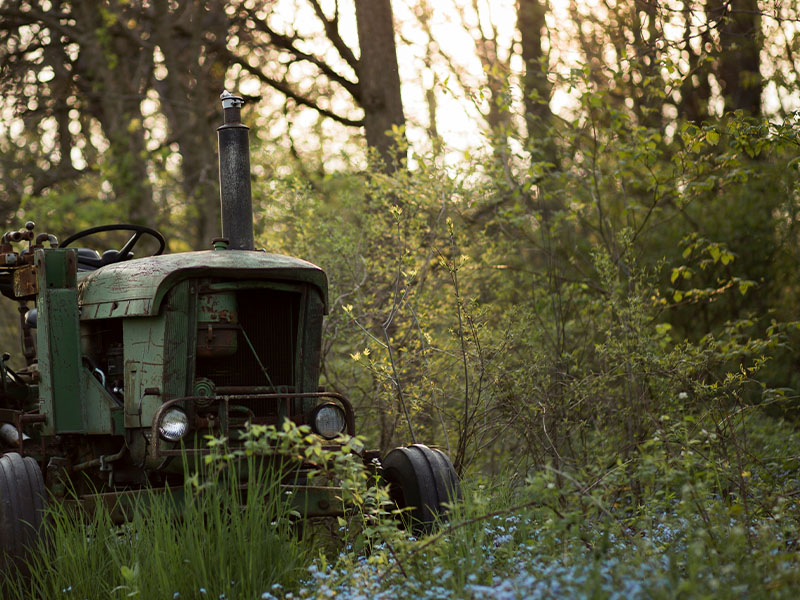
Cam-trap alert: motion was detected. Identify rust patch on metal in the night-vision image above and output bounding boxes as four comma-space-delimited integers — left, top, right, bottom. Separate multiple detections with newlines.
12, 265, 38, 298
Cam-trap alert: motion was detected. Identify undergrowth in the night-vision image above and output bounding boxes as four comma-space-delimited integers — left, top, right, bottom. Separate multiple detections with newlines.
5, 409, 798, 599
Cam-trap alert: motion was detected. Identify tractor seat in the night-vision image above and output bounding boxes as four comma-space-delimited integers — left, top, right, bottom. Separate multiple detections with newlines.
76, 248, 132, 271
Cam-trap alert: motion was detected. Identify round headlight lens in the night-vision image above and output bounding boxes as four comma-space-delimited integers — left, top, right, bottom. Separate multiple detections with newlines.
158, 408, 189, 442
312, 403, 347, 439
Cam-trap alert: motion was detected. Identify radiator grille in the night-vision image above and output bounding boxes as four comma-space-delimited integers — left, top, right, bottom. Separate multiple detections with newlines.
195, 288, 300, 416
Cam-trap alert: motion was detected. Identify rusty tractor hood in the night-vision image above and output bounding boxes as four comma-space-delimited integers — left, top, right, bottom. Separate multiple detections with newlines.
77, 250, 328, 319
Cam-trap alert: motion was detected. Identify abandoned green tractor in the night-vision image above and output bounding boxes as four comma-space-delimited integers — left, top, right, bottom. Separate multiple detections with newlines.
0, 92, 459, 567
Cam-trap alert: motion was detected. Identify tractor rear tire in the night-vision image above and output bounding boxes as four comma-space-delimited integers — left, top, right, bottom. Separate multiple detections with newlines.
381, 444, 460, 533
0, 452, 47, 570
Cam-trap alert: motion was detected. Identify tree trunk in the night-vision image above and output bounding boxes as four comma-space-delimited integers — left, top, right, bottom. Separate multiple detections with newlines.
354, 0, 406, 171
628, 0, 663, 129
518, 0, 555, 163
72, 2, 156, 226
712, 0, 762, 115
679, 4, 712, 122
153, 0, 228, 249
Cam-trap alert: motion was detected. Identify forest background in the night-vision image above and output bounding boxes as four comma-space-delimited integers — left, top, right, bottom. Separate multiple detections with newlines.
1, 0, 800, 597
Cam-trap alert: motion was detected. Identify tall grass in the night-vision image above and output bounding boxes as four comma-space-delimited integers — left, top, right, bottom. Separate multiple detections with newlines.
2, 452, 312, 599
3, 427, 799, 599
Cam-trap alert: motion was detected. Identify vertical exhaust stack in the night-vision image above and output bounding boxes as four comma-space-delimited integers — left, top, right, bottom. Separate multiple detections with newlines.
217, 91, 255, 251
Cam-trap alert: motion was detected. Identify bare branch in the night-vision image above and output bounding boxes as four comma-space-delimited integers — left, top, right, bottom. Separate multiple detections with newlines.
218, 45, 364, 127
308, 0, 359, 71
0, 7, 84, 44
32, 164, 86, 195
244, 10, 360, 100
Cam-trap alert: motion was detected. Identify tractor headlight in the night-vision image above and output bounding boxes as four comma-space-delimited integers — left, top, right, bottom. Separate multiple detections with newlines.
311, 403, 347, 439
158, 408, 189, 442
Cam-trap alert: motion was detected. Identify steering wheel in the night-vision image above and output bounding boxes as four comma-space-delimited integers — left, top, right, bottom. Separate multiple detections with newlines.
60, 224, 166, 269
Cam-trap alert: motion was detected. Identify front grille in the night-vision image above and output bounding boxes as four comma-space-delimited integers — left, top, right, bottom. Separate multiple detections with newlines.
195, 288, 300, 417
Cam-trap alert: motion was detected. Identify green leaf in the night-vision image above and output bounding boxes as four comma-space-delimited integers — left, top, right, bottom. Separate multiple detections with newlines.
670, 268, 680, 283
705, 130, 720, 146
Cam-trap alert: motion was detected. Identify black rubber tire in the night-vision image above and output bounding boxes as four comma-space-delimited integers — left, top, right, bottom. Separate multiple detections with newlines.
0, 452, 47, 570
381, 444, 460, 532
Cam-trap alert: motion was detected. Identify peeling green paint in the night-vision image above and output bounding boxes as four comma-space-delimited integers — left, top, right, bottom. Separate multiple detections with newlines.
37, 248, 83, 434
78, 250, 328, 319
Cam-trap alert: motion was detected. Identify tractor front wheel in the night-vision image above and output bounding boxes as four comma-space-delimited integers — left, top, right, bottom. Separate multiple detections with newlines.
381, 444, 460, 533
0, 452, 47, 570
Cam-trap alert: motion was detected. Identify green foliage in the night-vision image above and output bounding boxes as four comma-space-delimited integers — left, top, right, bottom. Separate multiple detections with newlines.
3, 38, 800, 596
0, 424, 391, 599
239, 66, 800, 594
252, 455, 799, 598
392, 451, 800, 598
250, 101, 800, 493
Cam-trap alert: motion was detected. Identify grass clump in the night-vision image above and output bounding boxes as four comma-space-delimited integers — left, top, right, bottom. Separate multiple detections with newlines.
0, 423, 374, 599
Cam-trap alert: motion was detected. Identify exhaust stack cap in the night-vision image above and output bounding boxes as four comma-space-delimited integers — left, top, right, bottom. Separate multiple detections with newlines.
220, 90, 244, 110
217, 90, 255, 251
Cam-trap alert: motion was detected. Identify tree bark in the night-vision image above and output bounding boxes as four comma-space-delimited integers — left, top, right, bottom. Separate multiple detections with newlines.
518, 0, 550, 132
710, 0, 762, 115
517, 0, 555, 164
679, 3, 713, 122
354, 0, 406, 171
72, 2, 156, 226
153, 0, 227, 248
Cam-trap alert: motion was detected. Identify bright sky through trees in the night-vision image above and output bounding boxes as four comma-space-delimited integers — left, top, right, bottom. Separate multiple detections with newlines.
230, 0, 798, 164
1, 0, 798, 225
231, 0, 545, 159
